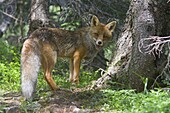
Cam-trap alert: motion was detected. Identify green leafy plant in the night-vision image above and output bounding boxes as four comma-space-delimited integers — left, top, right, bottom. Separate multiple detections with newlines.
98, 89, 170, 113
0, 39, 21, 92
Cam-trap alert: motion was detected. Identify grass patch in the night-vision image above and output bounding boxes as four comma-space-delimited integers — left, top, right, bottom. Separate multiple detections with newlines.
36, 65, 100, 90
56, 88, 170, 113
97, 89, 170, 113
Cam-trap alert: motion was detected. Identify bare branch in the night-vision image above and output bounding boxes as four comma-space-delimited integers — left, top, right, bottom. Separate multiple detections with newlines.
0, 10, 18, 22
138, 36, 170, 58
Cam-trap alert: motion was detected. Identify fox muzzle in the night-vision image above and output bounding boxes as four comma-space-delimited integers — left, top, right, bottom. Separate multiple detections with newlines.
96, 39, 103, 46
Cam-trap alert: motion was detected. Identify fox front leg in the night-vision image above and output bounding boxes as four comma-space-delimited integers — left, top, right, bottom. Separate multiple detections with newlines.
69, 58, 74, 82
71, 49, 85, 84
69, 55, 81, 84
72, 55, 81, 84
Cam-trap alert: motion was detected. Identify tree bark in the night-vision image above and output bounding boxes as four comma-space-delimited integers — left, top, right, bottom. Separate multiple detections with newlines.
127, 0, 156, 91
28, 0, 53, 35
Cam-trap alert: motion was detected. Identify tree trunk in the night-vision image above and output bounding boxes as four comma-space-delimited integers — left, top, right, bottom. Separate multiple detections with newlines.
28, 0, 53, 35
93, 0, 170, 91
127, 0, 156, 91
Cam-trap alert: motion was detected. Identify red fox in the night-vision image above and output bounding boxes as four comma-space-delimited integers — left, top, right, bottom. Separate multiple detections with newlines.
21, 15, 116, 100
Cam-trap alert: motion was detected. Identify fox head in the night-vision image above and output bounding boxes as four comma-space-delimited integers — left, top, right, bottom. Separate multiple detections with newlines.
90, 15, 116, 49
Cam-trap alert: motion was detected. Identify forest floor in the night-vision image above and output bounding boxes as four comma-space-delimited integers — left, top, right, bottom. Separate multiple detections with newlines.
1, 83, 170, 113
0, 86, 108, 113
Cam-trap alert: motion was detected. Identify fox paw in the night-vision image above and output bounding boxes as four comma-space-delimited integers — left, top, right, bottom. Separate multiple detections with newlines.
73, 79, 79, 84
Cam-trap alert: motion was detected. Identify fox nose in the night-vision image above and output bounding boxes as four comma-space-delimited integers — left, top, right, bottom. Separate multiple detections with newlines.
96, 40, 103, 46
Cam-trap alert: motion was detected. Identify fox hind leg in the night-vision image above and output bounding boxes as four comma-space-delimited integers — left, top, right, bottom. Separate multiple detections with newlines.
41, 49, 58, 90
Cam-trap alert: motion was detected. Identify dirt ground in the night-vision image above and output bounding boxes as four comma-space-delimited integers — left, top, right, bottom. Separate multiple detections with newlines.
0, 87, 104, 113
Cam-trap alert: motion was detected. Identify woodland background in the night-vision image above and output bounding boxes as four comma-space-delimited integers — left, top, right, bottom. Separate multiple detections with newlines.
0, 0, 170, 112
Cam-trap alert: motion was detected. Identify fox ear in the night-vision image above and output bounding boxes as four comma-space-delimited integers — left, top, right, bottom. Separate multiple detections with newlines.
91, 15, 100, 26
106, 21, 116, 32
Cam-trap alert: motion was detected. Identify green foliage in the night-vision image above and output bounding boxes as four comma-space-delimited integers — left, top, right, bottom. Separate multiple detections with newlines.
0, 40, 14, 62
0, 61, 20, 91
0, 39, 20, 92
61, 21, 80, 31
49, 5, 81, 31
78, 70, 99, 87
99, 89, 170, 113
104, 43, 116, 61
49, 5, 60, 15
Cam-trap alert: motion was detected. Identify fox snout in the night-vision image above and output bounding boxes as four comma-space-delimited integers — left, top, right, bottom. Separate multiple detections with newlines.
96, 39, 103, 46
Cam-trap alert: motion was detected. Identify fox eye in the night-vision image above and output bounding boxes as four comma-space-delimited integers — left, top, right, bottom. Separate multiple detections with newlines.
104, 35, 110, 40
94, 33, 99, 37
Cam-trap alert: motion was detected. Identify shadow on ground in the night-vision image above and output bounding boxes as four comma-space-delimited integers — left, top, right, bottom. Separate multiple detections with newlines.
0, 88, 104, 113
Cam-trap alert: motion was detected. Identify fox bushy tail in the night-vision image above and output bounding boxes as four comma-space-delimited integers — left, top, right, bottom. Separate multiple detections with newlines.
21, 39, 41, 100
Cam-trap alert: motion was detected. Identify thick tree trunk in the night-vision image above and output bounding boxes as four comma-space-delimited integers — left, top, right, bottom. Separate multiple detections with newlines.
125, 0, 157, 91
93, 0, 170, 91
